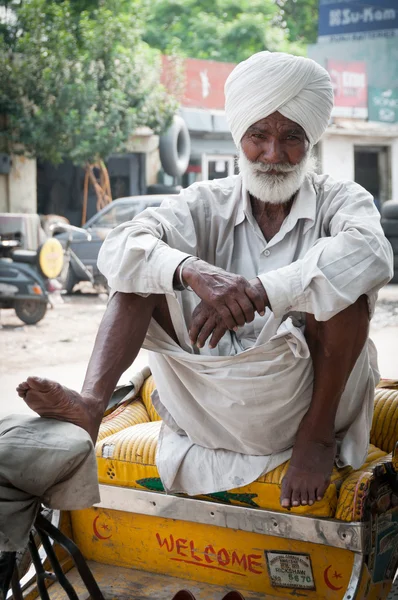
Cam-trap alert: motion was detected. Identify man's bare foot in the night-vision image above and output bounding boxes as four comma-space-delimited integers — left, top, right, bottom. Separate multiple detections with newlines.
280, 435, 336, 508
16, 377, 101, 443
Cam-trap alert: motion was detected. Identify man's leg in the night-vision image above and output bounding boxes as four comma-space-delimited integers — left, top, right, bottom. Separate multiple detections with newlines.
16, 292, 177, 442
280, 295, 369, 508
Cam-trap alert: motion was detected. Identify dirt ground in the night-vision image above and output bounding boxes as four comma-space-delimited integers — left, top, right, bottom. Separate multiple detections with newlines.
0, 290, 108, 373
1, 284, 398, 419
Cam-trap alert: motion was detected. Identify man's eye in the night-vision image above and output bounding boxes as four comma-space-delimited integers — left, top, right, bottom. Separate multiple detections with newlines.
252, 133, 266, 140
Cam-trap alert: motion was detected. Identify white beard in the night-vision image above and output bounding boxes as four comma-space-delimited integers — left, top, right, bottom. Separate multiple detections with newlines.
238, 149, 317, 205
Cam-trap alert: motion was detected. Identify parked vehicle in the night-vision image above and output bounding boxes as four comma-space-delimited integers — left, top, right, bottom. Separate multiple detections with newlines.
55, 195, 168, 293
381, 200, 398, 283
0, 234, 64, 325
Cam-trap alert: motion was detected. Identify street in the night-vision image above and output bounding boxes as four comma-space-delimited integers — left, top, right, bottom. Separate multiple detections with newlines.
1, 284, 397, 420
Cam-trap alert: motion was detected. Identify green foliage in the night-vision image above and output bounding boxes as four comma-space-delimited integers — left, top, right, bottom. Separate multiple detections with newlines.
0, 0, 177, 165
143, 0, 306, 64
279, 0, 318, 45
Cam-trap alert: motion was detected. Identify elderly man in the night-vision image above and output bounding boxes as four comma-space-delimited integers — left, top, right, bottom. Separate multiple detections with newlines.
1, 52, 393, 564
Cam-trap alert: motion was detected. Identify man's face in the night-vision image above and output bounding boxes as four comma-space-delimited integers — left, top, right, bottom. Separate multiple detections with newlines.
239, 111, 312, 205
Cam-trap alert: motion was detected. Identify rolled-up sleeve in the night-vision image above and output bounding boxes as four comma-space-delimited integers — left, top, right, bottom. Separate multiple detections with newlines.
258, 181, 394, 321
97, 193, 202, 295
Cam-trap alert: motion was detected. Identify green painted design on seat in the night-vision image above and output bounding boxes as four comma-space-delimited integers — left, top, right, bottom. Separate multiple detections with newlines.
137, 477, 259, 508
202, 491, 259, 508
137, 477, 165, 492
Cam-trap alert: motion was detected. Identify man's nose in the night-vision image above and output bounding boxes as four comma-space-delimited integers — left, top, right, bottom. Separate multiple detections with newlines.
261, 139, 285, 164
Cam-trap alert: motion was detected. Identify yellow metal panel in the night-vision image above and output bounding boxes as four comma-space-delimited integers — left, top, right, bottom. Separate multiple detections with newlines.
71, 507, 355, 598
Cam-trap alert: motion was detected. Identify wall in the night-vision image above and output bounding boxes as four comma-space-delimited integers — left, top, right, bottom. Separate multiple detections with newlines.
320, 132, 398, 200
0, 155, 37, 213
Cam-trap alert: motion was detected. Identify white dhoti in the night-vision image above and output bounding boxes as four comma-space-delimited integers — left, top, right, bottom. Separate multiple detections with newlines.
143, 295, 379, 496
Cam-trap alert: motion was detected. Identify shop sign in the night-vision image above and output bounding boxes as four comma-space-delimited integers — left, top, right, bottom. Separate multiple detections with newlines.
368, 87, 398, 123
318, 0, 398, 42
162, 56, 236, 111
327, 60, 368, 118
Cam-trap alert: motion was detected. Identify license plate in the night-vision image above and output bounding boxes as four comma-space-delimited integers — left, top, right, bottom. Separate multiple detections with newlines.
265, 551, 315, 590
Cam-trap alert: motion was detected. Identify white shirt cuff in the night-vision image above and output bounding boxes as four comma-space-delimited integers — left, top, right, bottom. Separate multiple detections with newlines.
258, 263, 303, 318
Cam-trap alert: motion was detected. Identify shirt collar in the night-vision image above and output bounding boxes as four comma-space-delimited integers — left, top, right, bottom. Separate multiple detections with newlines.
235, 173, 317, 235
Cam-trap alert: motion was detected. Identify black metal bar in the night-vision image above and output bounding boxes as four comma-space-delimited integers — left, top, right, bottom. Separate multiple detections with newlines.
0, 552, 16, 600
36, 529, 79, 600
10, 565, 23, 600
35, 513, 105, 600
28, 534, 51, 600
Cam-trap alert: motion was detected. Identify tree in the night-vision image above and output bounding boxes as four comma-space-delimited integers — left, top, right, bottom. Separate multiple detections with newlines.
0, 0, 177, 166
142, 0, 305, 64
278, 0, 318, 45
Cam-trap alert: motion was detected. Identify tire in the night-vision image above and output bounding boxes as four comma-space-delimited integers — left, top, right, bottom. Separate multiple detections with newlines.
15, 300, 47, 325
381, 218, 398, 237
381, 200, 398, 219
159, 115, 191, 177
65, 265, 77, 295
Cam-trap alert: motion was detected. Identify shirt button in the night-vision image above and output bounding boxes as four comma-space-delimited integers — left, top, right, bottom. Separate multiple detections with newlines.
264, 249, 271, 256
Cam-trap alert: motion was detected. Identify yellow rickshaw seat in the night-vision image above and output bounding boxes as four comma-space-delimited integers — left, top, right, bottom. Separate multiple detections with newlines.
96, 375, 398, 521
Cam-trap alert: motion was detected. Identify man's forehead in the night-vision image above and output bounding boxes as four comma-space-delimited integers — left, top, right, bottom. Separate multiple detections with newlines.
247, 112, 304, 133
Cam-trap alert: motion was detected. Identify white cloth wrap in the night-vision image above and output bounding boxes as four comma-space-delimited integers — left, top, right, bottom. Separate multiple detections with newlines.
225, 51, 334, 146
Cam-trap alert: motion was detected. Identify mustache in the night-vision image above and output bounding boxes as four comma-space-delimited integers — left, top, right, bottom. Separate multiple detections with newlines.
251, 162, 298, 174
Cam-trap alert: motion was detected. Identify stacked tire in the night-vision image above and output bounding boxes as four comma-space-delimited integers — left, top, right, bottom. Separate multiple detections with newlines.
381, 201, 398, 283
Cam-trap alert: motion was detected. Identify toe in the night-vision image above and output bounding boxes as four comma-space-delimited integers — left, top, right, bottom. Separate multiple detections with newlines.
291, 488, 301, 507
280, 479, 292, 508
26, 376, 55, 392
300, 488, 309, 506
308, 489, 316, 506
17, 381, 29, 390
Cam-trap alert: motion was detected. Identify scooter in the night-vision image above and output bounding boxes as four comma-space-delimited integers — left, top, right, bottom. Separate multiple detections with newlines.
0, 233, 64, 325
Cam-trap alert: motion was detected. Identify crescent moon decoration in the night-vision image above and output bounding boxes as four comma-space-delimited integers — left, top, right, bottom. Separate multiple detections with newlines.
323, 565, 343, 591
93, 515, 112, 540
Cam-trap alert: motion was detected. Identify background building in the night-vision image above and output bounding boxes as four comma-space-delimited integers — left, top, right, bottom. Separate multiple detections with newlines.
308, 0, 398, 207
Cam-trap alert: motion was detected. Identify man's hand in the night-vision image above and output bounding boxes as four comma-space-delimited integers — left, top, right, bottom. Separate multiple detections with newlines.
182, 259, 267, 331
189, 301, 228, 348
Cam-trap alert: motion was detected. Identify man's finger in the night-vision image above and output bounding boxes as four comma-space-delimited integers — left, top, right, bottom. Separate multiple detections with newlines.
217, 305, 238, 330
209, 324, 228, 349
196, 319, 218, 348
236, 296, 255, 323
227, 300, 246, 327
189, 313, 209, 344
245, 283, 266, 315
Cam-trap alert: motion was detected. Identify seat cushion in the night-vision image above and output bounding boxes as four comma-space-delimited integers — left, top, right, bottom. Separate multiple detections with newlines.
370, 387, 398, 453
96, 374, 396, 520
140, 375, 162, 422
97, 399, 150, 442
96, 417, 387, 520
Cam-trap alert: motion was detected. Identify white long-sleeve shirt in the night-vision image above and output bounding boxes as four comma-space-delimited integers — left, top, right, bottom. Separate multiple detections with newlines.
97, 173, 393, 495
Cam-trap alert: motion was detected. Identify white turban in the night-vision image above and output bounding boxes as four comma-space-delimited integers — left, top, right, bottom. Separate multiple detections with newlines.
225, 51, 333, 147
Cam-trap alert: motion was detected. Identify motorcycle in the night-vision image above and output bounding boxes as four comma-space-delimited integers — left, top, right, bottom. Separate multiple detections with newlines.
0, 220, 93, 325
0, 233, 64, 325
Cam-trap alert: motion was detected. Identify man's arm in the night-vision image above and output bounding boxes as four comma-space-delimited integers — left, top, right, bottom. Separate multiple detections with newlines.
258, 182, 393, 321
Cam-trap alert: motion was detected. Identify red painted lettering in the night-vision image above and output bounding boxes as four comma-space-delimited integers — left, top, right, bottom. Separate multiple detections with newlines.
231, 551, 247, 571
176, 538, 188, 557
247, 554, 263, 575
189, 540, 202, 562
217, 548, 230, 567
156, 533, 174, 553
204, 545, 216, 564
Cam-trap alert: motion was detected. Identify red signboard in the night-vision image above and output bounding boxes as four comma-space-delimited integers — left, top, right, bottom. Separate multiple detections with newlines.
327, 60, 368, 118
162, 56, 236, 111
